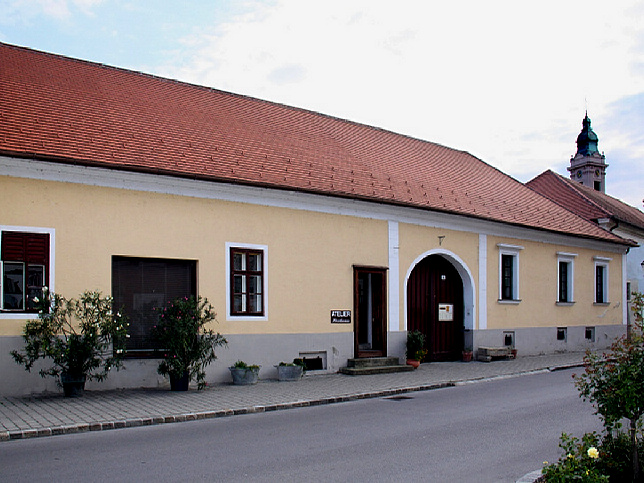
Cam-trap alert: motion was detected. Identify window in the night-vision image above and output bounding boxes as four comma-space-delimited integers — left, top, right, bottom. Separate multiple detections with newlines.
226, 243, 267, 319
593, 257, 611, 304
497, 244, 523, 302
1, 231, 50, 312
557, 252, 576, 304
112, 257, 196, 354
230, 248, 264, 316
557, 327, 567, 341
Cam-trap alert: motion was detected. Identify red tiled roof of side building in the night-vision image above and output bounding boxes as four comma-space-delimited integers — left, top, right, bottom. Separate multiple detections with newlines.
528, 170, 644, 231
0, 42, 630, 246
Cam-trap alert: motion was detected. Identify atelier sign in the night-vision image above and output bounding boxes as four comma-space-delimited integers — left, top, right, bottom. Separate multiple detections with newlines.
331, 310, 351, 324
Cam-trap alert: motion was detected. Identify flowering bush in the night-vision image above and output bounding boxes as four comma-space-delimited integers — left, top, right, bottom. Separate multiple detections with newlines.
543, 292, 644, 482
542, 432, 608, 482
151, 296, 227, 389
574, 291, 644, 481
11, 288, 128, 384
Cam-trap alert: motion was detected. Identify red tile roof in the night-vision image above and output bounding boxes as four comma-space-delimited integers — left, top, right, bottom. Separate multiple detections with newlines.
528, 170, 644, 232
0, 43, 629, 245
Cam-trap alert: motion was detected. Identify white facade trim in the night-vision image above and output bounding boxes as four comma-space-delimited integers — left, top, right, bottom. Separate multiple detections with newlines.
387, 221, 400, 332
1, 156, 629, 255
623, 253, 628, 325
478, 234, 487, 330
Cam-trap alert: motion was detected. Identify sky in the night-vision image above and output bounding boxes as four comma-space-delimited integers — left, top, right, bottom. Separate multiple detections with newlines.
1, 0, 643, 209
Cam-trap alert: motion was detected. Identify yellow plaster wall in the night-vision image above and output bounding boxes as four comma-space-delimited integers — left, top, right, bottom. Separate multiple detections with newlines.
397, 223, 479, 331
486, 236, 624, 329
1, 176, 389, 336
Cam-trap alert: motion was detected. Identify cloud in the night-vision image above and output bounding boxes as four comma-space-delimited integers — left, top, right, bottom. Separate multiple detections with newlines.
0, 0, 103, 23
267, 63, 306, 85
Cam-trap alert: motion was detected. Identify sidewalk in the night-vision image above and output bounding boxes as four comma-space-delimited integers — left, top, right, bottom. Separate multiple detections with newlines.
0, 352, 586, 442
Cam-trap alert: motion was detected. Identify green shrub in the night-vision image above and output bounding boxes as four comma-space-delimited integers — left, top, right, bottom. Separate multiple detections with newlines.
542, 432, 608, 482
151, 296, 227, 389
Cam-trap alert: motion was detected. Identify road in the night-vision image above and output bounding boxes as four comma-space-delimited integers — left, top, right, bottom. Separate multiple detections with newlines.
0, 369, 602, 482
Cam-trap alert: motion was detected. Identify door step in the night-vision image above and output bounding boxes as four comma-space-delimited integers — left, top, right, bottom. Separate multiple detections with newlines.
339, 357, 415, 375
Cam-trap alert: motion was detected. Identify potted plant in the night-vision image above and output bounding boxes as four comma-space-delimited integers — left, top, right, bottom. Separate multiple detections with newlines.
406, 330, 428, 368
276, 358, 306, 381
151, 295, 227, 390
462, 345, 473, 362
229, 360, 260, 385
11, 288, 128, 397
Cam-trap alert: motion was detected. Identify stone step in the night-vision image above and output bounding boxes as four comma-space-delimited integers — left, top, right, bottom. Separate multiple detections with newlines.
345, 357, 401, 368
339, 364, 415, 375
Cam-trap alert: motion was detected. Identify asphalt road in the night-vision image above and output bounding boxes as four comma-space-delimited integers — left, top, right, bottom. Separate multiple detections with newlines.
0, 368, 602, 482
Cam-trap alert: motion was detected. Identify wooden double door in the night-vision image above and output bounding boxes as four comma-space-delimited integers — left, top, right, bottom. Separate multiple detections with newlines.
407, 255, 464, 361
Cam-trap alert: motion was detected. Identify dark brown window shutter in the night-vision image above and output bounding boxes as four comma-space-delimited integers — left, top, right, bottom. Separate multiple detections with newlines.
1, 232, 49, 264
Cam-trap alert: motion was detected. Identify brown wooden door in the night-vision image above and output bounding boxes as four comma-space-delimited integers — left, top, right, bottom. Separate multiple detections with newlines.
407, 255, 463, 361
354, 267, 387, 358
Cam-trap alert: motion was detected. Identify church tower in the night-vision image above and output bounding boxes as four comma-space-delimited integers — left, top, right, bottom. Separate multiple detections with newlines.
567, 112, 608, 192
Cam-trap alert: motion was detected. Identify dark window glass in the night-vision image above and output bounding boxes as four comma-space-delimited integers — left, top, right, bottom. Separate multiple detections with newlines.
558, 261, 569, 302
112, 257, 196, 355
595, 265, 605, 303
501, 254, 514, 300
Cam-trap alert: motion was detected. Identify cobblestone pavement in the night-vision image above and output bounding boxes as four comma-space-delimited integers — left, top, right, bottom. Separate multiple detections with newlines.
0, 352, 587, 442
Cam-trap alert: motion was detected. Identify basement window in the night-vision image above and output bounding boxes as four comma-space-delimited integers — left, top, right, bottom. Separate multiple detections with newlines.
557, 327, 567, 342
299, 351, 327, 371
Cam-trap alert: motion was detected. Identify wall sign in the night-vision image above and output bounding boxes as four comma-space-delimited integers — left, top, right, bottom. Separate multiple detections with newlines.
438, 303, 454, 321
331, 310, 351, 324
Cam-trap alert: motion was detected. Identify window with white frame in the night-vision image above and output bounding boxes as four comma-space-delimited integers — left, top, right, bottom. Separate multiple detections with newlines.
227, 243, 267, 319
497, 243, 523, 302
1, 230, 51, 312
557, 252, 576, 304
594, 256, 611, 304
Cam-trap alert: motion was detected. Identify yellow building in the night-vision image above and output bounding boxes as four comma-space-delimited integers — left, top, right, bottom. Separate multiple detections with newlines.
0, 43, 633, 395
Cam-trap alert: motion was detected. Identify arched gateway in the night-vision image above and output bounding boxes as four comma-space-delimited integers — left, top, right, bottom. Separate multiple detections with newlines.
406, 252, 473, 362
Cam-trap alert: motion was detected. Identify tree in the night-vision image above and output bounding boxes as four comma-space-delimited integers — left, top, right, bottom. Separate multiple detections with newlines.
575, 291, 644, 481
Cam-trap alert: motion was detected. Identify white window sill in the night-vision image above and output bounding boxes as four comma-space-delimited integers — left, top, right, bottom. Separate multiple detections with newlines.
593, 302, 610, 306
0, 312, 39, 320
497, 299, 521, 305
556, 301, 576, 306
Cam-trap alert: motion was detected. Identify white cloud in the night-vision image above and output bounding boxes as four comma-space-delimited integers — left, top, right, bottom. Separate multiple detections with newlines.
0, 0, 103, 23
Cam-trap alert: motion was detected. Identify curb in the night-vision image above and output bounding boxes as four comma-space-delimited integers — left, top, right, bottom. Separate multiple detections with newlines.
516, 469, 543, 483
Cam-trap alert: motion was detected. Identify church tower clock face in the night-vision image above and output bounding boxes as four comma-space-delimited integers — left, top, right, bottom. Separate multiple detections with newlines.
577, 170, 582, 179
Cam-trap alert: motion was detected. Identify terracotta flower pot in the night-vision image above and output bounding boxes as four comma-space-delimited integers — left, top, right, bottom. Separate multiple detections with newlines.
406, 359, 420, 369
